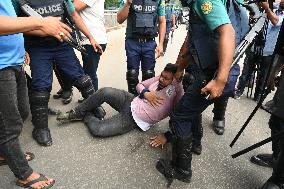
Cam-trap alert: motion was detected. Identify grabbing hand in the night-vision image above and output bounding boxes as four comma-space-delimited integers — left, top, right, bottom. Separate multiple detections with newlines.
144, 91, 164, 107
90, 38, 103, 54
41, 17, 72, 42
201, 79, 227, 100
150, 134, 167, 148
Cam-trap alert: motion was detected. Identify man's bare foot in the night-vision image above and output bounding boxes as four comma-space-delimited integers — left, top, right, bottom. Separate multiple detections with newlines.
17, 172, 54, 189
150, 133, 167, 148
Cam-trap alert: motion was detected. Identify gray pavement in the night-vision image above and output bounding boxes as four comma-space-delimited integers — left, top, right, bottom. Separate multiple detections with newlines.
0, 25, 274, 189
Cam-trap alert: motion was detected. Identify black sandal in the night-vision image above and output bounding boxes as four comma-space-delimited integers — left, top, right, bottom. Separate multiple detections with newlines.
16, 174, 55, 189
0, 152, 35, 166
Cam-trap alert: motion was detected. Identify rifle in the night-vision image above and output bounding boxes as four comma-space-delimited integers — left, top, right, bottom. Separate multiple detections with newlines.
18, 0, 88, 55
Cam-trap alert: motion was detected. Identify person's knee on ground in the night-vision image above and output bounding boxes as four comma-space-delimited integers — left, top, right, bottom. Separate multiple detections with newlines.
29, 91, 52, 146
126, 69, 139, 96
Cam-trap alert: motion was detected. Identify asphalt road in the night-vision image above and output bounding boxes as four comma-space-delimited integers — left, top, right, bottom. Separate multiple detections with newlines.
0, 25, 274, 189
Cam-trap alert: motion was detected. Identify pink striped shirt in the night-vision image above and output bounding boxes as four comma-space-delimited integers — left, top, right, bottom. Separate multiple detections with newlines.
131, 76, 184, 129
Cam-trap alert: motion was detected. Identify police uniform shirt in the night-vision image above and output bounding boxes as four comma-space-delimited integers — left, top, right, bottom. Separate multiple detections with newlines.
191, 0, 231, 31
12, 0, 76, 15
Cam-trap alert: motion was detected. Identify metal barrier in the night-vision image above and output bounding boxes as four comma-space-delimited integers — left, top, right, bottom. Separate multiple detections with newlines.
104, 9, 125, 31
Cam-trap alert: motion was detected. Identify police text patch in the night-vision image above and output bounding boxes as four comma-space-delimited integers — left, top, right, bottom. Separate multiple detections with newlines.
201, 1, 213, 15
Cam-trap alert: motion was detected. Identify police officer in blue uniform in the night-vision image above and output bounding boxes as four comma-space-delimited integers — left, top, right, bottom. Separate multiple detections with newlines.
155, 0, 249, 185
162, 0, 175, 55
117, 0, 166, 95
13, 0, 102, 147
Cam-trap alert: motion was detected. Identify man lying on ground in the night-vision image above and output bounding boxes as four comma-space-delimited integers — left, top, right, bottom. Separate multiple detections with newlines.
57, 63, 183, 139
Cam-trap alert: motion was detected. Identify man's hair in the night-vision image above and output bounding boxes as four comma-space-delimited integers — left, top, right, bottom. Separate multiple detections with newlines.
163, 63, 178, 74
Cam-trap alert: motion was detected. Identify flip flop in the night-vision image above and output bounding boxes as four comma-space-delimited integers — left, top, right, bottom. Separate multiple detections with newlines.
0, 152, 35, 166
16, 174, 55, 189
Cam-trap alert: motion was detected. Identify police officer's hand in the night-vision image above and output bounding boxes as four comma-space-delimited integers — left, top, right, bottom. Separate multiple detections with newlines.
171, 26, 175, 32
90, 38, 103, 54
40, 17, 72, 42
144, 91, 164, 107
150, 133, 167, 148
155, 44, 164, 58
201, 79, 226, 100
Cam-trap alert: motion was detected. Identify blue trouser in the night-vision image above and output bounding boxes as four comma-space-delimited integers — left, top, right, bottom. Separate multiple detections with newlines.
125, 38, 156, 71
82, 44, 107, 91
171, 65, 240, 136
27, 42, 85, 92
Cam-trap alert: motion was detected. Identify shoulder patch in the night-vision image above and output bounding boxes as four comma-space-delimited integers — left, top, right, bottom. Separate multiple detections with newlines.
201, 1, 213, 15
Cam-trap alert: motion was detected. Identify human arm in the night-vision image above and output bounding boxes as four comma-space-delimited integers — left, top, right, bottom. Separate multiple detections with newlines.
201, 24, 235, 99
73, 0, 89, 12
260, 1, 279, 26
70, 11, 103, 53
171, 13, 176, 30
0, 16, 71, 41
117, 0, 132, 24
136, 76, 160, 93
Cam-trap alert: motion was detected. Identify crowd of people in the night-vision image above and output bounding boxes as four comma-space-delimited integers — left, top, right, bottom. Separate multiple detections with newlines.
0, 0, 284, 188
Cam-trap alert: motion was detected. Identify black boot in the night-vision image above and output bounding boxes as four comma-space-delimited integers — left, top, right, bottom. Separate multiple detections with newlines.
250, 154, 273, 168
61, 89, 73, 104
212, 97, 229, 135
192, 114, 203, 155
156, 129, 192, 187
142, 70, 155, 81
30, 91, 52, 146
53, 88, 63, 99
126, 70, 139, 96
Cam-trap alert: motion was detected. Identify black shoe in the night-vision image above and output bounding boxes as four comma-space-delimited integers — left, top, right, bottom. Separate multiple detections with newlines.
53, 89, 63, 99
57, 109, 84, 123
213, 119, 225, 135
32, 128, 52, 146
261, 100, 275, 114
156, 158, 191, 187
93, 106, 106, 120
48, 107, 61, 115
192, 144, 202, 155
61, 90, 73, 104
250, 154, 273, 168
261, 181, 283, 189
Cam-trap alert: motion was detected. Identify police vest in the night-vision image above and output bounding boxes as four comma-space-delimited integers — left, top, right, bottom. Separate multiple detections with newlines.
126, 0, 159, 38
188, 0, 249, 71
19, 0, 67, 46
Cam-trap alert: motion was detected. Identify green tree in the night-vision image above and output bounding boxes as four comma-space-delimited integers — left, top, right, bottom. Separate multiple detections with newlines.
105, 0, 120, 9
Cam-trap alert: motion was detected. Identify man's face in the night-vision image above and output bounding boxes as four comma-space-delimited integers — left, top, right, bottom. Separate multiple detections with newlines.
158, 71, 174, 89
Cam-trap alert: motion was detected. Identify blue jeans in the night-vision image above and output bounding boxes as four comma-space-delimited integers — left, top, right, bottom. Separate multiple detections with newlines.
125, 38, 156, 71
82, 44, 107, 91
0, 65, 33, 179
171, 65, 240, 136
27, 42, 85, 92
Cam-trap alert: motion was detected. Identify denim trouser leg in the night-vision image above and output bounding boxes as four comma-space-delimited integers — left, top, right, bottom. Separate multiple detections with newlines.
82, 44, 107, 91
0, 66, 33, 180
80, 87, 137, 137
76, 87, 134, 116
